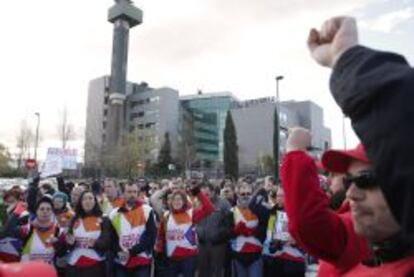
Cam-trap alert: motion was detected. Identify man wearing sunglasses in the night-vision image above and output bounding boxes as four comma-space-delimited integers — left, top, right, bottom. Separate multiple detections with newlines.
307, 12, 414, 267
282, 127, 414, 276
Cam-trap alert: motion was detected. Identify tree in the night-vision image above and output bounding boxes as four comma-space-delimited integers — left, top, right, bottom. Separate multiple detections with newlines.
176, 115, 195, 177
258, 154, 274, 176
57, 106, 75, 149
103, 129, 155, 178
16, 120, 33, 169
0, 144, 12, 176
223, 111, 238, 180
157, 132, 173, 176
273, 107, 279, 180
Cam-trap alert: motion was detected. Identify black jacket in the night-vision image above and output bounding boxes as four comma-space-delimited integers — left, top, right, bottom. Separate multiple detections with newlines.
196, 196, 232, 245
330, 45, 414, 241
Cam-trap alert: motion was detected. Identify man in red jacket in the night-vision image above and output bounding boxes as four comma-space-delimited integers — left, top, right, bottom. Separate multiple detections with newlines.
282, 127, 414, 276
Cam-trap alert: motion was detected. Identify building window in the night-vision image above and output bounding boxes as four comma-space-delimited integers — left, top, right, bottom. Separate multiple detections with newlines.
103, 122, 107, 129
103, 109, 108, 117
104, 96, 109, 105
148, 96, 160, 103
145, 122, 156, 129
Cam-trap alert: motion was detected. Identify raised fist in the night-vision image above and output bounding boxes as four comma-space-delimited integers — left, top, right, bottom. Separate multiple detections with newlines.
308, 16, 358, 68
286, 127, 312, 153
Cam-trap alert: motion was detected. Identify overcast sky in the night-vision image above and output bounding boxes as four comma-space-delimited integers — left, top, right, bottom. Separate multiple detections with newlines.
0, 0, 413, 160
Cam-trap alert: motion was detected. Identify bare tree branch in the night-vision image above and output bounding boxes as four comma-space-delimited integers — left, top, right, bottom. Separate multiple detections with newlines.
57, 106, 76, 149
16, 120, 33, 169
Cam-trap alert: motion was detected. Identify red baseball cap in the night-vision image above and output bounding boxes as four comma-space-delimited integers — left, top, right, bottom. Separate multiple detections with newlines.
0, 262, 57, 277
322, 143, 370, 173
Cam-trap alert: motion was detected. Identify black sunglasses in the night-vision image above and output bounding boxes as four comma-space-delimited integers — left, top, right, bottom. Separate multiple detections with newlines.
343, 171, 377, 190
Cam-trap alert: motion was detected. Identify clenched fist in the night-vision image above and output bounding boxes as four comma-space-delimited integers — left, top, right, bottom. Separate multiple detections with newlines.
286, 128, 312, 153
308, 16, 358, 68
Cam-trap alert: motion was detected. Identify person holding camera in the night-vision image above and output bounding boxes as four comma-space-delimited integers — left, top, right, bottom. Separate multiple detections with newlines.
249, 185, 305, 277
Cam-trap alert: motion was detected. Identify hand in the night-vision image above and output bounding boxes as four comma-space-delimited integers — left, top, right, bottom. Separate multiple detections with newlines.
308, 16, 358, 68
65, 234, 75, 245
190, 184, 201, 196
118, 251, 130, 263
87, 238, 96, 248
286, 127, 312, 153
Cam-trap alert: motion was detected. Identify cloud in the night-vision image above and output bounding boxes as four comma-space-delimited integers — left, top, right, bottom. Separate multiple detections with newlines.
0, 0, 388, 157
131, 0, 373, 63
360, 7, 414, 33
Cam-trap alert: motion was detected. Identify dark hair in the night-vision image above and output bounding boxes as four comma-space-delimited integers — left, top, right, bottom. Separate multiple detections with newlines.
41, 183, 56, 196
3, 189, 21, 201
170, 190, 188, 210
74, 190, 102, 218
122, 182, 138, 193
78, 182, 91, 191
91, 180, 102, 195
35, 196, 54, 212
200, 181, 215, 192
68, 190, 102, 234
65, 182, 75, 193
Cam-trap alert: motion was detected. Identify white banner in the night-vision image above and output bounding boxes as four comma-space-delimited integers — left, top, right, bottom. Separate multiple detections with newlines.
41, 154, 63, 178
42, 147, 78, 173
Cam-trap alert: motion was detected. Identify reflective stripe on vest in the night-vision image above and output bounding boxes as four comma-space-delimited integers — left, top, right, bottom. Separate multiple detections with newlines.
110, 204, 152, 266
165, 209, 197, 258
21, 226, 57, 264
231, 207, 262, 253
102, 197, 123, 216
0, 237, 21, 261
67, 217, 105, 266
263, 211, 304, 261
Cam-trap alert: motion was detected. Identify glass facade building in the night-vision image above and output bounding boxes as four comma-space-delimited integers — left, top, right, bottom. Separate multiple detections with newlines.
180, 92, 237, 162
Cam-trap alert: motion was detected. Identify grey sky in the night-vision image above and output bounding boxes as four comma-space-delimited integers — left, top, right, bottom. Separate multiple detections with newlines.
0, 0, 413, 160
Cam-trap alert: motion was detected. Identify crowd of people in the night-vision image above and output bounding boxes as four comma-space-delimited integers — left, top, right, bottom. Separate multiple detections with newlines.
1, 15, 414, 277
0, 171, 312, 277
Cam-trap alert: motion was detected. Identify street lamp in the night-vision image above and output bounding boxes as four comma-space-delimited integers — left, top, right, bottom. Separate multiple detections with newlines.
276, 75, 284, 104
34, 112, 40, 162
274, 75, 284, 180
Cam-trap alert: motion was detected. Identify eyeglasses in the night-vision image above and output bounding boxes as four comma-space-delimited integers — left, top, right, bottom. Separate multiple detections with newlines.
343, 171, 377, 190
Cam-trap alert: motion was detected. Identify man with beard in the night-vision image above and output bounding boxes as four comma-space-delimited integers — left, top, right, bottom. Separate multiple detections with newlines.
110, 182, 156, 277
230, 182, 265, 277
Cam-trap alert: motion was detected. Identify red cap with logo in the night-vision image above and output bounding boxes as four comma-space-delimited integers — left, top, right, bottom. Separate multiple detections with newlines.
322, 143, 370, 173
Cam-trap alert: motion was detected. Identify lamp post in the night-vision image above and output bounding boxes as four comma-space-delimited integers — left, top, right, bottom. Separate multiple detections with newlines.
274, 75, 284, 180
34, 112, 40, 163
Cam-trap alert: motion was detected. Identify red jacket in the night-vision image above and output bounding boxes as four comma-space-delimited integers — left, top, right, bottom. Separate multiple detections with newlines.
281, 151, 370, 276
343, 256, 414, 276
